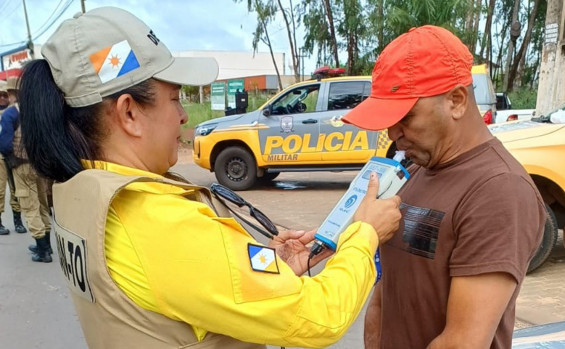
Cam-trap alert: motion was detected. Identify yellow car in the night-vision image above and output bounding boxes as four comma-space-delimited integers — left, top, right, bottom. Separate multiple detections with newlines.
489, 107, 565, 272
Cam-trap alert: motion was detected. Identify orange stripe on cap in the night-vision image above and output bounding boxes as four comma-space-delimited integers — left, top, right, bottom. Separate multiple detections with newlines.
89, 46, 112, 73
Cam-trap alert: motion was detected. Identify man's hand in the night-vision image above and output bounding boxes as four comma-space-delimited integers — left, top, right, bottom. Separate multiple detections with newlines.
354, 172, 402, 244
269, 229, 333, 276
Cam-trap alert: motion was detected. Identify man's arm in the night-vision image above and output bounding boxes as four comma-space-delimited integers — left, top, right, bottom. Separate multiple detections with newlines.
427, 272, 517, 349
364, 282, 383, 349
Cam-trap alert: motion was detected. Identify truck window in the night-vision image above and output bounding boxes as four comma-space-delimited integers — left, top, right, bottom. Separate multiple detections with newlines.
271, 84, 320, 115
328, 81, 371, 110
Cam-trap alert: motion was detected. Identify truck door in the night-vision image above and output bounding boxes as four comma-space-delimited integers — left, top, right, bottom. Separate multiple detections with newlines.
319, 81, 381, 161
258, 83, 322, 163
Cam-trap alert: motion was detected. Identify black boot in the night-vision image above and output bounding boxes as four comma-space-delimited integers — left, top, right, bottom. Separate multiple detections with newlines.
29, 232, 52, 254
13, 211, 27, 234
0, 218, 9, 235
31, 236, 52, 263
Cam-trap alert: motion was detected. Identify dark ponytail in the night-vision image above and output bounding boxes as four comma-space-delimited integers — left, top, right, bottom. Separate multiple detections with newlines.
19, 60, 102, 182
19, 60, 156, 183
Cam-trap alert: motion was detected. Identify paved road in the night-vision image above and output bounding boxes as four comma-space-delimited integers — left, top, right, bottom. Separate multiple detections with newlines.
0, 149, 563, 348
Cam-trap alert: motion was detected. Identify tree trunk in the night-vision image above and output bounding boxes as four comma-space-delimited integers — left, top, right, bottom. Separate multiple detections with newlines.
479, 0, 495, 63
503, 0, 521, 91
472, 0, 481, 55
290, 0, 300, 80
322, 0, 340, 67
465, 0, 474, 33
256, 4, 283, 91
277, 0, 300, 83
507, 0, 541, 92
347, 32, 355, 75
493, 21, 510, 87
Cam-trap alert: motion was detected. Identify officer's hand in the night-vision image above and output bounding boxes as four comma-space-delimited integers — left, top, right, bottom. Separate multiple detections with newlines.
269, 229, 333, 276
353, 172, 402, 244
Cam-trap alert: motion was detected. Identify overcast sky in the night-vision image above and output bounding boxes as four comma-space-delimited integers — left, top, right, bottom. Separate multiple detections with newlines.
0, 0, 315, 73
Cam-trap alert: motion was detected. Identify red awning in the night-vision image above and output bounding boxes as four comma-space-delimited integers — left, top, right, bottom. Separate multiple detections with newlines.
0, 68, 22, 80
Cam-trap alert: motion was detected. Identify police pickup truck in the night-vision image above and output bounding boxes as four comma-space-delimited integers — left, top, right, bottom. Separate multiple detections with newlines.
192, 76, 394, 190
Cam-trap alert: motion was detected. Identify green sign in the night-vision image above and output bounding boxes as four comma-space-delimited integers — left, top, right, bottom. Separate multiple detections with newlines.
211, 82, 226, 111
227, 79, 245, 108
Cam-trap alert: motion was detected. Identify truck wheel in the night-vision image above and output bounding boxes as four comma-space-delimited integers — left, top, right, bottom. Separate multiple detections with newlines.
527, 203, 559, 273
257, 172, 280, 183
214, 146, 257, 191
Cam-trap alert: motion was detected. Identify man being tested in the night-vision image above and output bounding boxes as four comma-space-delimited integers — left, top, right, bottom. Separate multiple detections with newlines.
17, 7, 402, 349
343, 25, 545, 349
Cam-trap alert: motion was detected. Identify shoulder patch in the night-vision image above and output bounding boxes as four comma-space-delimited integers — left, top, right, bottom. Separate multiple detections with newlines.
247, 243, 279, 274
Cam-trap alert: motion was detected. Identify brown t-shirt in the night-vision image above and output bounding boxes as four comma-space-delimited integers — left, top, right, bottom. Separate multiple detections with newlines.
379, 138, 545, 349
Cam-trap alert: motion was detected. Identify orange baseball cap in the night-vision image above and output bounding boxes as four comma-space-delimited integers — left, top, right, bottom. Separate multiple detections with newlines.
342, 25, 473, 131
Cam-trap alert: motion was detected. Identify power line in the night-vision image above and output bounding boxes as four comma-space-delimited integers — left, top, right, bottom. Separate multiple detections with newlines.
30, 0, 66, 38
0, 0, 14, 14
31, 0, 75, 41
1, 0, 22, 21
0, 0, 75, 48
0, 0, 25, 47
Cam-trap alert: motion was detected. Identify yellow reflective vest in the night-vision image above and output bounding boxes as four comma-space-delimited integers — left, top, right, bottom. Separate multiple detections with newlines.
55, 162, 379, 348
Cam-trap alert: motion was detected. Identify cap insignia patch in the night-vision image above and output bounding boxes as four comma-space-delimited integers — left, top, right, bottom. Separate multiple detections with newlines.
90, 40, 140, 84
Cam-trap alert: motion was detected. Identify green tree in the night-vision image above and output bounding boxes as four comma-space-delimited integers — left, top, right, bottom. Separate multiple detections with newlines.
478, 0, 496, 66
382, 0, 473, 46
523, 0, 546, 88
301, 0, 374, 75
338, 0, 369, 75
300, 0, 334, 67
507, 0, 542, 91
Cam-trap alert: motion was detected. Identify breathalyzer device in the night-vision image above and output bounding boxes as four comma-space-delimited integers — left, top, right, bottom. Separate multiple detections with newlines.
311, 151, 409, 254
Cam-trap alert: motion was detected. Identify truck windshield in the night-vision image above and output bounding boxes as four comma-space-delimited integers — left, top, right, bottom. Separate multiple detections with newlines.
271, 85, 320, 115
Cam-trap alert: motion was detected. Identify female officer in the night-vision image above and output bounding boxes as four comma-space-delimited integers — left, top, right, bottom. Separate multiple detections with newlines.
18, 7, 401, 349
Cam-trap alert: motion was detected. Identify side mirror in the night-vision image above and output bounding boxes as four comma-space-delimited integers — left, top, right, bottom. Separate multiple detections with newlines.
262, 107, 271, 117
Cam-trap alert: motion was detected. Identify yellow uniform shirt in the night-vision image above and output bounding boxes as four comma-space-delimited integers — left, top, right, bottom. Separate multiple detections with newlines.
99, 161, 378, 348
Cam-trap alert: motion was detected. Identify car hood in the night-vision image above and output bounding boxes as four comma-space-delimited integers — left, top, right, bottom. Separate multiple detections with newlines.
196, 113, 247, 128
489, 121, 565, 143
196, 110, 264, 130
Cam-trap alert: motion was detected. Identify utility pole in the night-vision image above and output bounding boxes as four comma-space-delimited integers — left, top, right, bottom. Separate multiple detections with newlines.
81, 0, 86, 13
535, 0, 565, 115
22, 0, 33, 56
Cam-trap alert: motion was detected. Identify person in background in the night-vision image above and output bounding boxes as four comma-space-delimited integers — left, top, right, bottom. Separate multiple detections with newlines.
0, 80, 8, 112
0, 77, 50, 261
17, 7, 402, 349
343, 25, 545, 349
0, 79, 27, 236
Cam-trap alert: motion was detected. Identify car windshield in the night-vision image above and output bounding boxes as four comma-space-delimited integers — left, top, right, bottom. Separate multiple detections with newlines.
271, 85, 319, 115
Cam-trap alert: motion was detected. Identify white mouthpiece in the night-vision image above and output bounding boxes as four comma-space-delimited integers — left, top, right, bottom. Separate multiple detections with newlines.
393, 150, 406, 162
